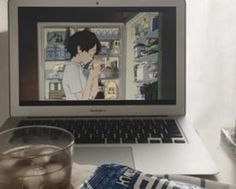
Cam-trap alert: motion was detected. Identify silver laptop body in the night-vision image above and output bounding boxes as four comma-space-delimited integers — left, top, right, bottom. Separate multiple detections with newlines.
3, 0, 218, 175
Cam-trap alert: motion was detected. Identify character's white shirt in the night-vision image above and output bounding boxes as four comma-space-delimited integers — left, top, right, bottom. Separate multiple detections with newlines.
62, 61, 87, 100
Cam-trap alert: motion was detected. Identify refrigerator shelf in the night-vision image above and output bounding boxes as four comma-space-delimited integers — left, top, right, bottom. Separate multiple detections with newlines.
134, 78, 158, 84
134, 29, 159, 44
134, 52, 159, 63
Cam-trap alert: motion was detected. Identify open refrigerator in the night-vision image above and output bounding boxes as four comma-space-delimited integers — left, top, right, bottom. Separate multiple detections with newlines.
125, 12, 161, 100
37, 12, 161, 101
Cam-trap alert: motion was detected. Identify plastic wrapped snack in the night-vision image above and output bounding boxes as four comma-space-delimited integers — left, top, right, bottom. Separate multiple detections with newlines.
79, 164, 205, 189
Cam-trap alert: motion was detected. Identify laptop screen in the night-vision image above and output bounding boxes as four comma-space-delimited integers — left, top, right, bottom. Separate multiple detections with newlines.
18, 7, 176, 106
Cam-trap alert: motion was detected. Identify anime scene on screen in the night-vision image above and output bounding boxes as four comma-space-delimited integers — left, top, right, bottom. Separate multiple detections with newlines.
18, 7, 176, 104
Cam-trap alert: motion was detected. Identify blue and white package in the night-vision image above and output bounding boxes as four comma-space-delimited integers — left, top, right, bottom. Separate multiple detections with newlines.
80, 164, 205, 189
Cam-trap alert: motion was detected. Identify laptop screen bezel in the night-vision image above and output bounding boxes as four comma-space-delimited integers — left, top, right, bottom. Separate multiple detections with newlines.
9, 0, 186, 117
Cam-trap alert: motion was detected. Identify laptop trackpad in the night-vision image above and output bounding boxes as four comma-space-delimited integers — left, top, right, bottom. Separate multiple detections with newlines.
73, 147, 134, 168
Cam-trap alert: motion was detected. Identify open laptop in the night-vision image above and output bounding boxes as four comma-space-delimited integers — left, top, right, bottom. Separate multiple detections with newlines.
3, 0, 218, 175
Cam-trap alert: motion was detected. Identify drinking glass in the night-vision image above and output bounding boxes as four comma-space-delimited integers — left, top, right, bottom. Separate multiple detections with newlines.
0, 125, 74, 189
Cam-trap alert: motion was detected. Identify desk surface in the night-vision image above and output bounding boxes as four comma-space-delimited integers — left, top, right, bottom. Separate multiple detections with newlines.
197, 128, 236, 185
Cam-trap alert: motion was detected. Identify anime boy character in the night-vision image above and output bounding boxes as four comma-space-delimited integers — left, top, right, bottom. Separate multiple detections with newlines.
62, 28, 103, 100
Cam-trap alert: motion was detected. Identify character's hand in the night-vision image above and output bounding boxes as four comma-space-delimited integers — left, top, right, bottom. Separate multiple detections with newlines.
92, 60, 105, 71
90, 60, 105, 78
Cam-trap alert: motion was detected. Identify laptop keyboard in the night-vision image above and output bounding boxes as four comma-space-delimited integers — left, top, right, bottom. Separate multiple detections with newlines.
17, 118, 186, 144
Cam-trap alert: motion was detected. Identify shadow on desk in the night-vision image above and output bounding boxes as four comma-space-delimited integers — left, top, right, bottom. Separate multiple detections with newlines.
191, 175, 218, 181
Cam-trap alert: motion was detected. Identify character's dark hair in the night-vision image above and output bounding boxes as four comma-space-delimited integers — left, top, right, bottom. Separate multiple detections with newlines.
66, 28, 101, 58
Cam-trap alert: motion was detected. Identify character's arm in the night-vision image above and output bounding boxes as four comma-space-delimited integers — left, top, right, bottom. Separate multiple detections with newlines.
81, 60, 103, 99
81, 68, 99, 99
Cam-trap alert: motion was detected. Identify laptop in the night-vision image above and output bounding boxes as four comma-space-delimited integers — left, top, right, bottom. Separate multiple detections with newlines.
3, 0, 218, 175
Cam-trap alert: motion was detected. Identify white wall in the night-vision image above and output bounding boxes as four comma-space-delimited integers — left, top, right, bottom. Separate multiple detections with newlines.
0, 0, 9, 126
185, 0, 236, 130
0, 0, 235, 129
